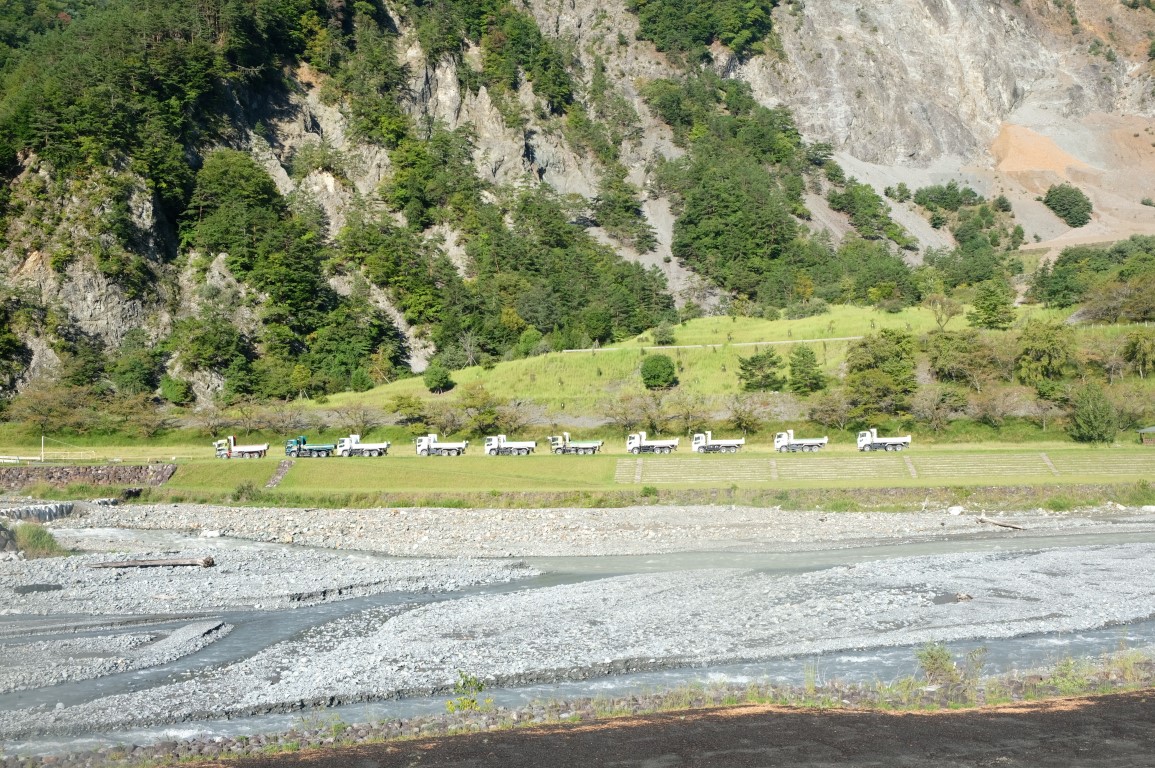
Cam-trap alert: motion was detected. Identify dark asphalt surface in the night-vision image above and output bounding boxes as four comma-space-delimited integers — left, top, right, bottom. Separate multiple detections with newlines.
211, 690, 1155, 767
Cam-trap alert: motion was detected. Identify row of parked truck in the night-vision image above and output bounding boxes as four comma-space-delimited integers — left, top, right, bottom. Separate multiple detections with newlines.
214, 429, 910, 458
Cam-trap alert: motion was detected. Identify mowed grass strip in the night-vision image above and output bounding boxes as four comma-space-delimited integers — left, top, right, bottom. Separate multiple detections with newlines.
1048, 452, 1155, 473
278, 454, 619, 493
609, 448, 1155, 489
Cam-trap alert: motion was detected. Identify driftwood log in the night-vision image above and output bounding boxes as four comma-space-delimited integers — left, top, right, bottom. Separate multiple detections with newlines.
90, 557, 215, 569
977, 517, 1024, 531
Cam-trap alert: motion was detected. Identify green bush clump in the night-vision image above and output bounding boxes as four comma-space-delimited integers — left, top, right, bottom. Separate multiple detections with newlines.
1067, 382, 1118, 443
423, 362, 455, 394
1043, 183, 1093, 227
912, 181, 982, 212
783, 298, 830, 320
640, 354, 678, 389
626, 0, 778, 59
14, 523, 67, 558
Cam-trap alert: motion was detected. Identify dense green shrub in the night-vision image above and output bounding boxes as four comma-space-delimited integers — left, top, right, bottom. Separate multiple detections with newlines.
912, 181, 982, 212
1067, 382, 1117, 443
423, 362, 454, 394
1044, 183, 1093, 227
828, 179, 915, 248
626, 0, 778, 59
846, 329, 917, 421
1030, 235, 1155, 312
640, 354, 678, 389
737, 348, 784, 392
159, 375, 194, 405
783, 299, 830, 319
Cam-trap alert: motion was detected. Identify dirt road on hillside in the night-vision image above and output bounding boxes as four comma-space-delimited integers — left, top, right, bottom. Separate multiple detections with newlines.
209, 691, 1155, 768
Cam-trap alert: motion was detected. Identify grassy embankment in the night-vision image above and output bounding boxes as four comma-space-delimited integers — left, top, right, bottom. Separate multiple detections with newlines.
3, 306, 1155, 507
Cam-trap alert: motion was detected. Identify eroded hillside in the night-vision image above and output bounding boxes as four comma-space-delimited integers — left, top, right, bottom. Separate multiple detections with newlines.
0, 0, 1153, 406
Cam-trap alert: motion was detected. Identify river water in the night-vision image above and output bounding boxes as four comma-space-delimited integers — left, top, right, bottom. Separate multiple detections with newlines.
5, 528, 1155, 756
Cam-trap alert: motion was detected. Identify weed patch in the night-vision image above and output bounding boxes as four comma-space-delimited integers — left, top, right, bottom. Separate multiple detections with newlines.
13, 522, 68, 558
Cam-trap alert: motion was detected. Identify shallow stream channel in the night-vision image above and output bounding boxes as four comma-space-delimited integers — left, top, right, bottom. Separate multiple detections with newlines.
4, 527, 1155, 756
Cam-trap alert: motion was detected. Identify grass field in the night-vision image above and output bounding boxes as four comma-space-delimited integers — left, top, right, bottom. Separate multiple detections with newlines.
134, 444, 1155, 503
326, 305, 1094, 413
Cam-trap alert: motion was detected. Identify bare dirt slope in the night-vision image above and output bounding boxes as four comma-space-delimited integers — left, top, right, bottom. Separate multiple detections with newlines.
209, 690, 1155, 768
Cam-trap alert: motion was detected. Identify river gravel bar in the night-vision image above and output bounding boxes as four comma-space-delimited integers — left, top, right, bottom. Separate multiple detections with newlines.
4, 542, 1155, 738
52, 502, 1155, 557
0, 547, 536, 616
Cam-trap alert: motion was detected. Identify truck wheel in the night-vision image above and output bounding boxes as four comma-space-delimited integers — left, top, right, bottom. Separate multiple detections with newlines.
884, 444, 894, 452
419, 449, 429, 457
630, 447, 640, 455
896, 445, 905, 451
728, 446, 738, 454
450, 449, 460, 457
554, 448, 564, 455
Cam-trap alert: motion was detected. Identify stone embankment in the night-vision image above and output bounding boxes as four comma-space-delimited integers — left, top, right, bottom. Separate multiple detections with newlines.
0, 464, 175, 490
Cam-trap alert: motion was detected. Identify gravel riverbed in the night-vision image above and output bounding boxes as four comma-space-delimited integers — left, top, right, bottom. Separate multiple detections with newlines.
0, 621, 232, 693
6, 501, 1155, 750
52, 501, 1155, 557
0, 547, 535, 616
4, 541, 1155, 740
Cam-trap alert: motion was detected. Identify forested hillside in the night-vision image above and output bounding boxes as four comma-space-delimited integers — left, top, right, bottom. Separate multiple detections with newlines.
0, 0, 1153, 439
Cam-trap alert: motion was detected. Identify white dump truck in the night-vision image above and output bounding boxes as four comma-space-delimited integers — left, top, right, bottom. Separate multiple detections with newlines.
691, 432, 745, 454
484, 435, 537, 456
626, 431, 679, 455
774, 430, 828, 453
548, 433, 603, 455
415, 434, 469, 456
336, 434, 391, 457
213, 435, 269, 459
857, 429, 911, 452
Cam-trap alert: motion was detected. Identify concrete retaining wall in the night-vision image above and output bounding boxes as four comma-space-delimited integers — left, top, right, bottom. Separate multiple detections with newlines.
0, 464, 176, 490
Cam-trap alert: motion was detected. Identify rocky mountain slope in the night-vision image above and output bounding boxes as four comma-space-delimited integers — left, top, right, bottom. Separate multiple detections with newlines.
1, 0, 1153, 403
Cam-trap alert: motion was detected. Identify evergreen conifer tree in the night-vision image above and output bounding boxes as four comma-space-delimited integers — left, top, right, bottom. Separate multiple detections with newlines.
738, 348, 785, 391
967, 279, 1016, 330
1067, 382, 1117, 443
787, 345, 826, 394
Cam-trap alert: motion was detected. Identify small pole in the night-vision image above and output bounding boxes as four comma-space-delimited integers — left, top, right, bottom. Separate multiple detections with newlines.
41, 434, 44, 462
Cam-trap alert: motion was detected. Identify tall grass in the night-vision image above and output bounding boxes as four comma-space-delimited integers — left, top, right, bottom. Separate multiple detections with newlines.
13, 522, 69, 558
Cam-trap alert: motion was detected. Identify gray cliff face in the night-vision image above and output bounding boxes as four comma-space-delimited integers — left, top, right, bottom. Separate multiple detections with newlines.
756, 0, 1149, 165
2, 162, 174, 383
3, 0, 1153, 396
